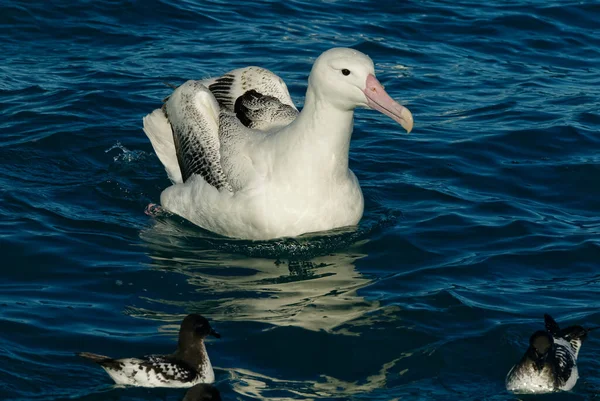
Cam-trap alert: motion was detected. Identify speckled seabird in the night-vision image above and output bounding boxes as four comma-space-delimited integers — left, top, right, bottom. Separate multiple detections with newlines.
506, 314, 597, 394
78, 314, 220, 388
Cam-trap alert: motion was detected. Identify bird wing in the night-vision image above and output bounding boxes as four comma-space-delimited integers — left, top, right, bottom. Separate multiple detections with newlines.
142, 355, 197, 383
544, 314, 587, 358
551, 341, 576, 387
146, 67, 297, 189
559, 325, 588, 358
544, 314, 561, 336
205, 66, 298, 131
163, 80, 233, 189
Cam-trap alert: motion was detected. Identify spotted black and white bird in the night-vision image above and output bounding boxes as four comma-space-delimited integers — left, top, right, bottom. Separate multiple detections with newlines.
506, 314, 597, 394
78, 314, 220, 388
183, 384, 222, 401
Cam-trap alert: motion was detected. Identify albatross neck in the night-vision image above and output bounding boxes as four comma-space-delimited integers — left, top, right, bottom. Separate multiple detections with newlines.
279, 84, 355, 175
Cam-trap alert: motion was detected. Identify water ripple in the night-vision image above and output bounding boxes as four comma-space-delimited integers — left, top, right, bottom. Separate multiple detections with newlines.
1, 0, 599, 400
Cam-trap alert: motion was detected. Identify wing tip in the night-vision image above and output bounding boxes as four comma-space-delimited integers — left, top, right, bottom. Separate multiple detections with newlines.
544, 314, 560, 334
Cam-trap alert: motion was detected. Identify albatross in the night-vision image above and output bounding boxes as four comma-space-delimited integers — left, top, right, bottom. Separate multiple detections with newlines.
143, 48, 414, 240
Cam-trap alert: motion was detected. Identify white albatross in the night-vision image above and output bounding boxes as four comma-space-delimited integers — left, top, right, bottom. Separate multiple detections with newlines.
143, 48, 414, 240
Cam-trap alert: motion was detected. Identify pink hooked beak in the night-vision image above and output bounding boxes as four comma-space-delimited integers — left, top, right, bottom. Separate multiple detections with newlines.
363, 74, 414, 133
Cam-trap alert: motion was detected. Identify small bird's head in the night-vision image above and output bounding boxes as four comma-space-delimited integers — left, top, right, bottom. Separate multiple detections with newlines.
183, 384, 222, 401
528, 330, 553, 370
179, 314, 221, 348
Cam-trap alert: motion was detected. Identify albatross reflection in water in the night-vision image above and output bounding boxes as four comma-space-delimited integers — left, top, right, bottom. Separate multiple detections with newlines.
186, 253, 374, 334
137, 214, 393, 334
131, 212, 404, 334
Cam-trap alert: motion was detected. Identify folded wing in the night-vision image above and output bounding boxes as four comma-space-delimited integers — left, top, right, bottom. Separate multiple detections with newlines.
144, 66, 298, 190
164, 81, 233, 190
206, 66, 299, 132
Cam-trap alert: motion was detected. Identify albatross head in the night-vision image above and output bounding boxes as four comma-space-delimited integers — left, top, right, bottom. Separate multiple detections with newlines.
308, 48, 414, 133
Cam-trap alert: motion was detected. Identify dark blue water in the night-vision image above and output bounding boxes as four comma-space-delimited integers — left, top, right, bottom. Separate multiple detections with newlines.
1, 1, 599, 400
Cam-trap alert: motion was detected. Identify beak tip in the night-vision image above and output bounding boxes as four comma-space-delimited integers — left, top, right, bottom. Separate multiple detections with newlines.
401, 114, 414, 134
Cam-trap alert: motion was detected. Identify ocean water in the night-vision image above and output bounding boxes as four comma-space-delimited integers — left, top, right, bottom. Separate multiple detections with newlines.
1, 0, 599, 400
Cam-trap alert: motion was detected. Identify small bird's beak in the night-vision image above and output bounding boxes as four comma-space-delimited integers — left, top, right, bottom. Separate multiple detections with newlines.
209, 328, 221, 339
363, 74, 414, 133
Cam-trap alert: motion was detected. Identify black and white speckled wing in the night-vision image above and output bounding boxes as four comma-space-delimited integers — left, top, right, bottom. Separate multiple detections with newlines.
141, 355, 198, 383
164, 80, 233, 190
81, 354, 198, 387
204, 67, 298, 132
551, 340, 576, 387
234, 89, 298, 131
560, 325, 587, 358
545, 315, 587, 358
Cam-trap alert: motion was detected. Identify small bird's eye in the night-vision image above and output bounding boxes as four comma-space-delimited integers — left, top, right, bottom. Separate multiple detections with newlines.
341, 69, 350, 76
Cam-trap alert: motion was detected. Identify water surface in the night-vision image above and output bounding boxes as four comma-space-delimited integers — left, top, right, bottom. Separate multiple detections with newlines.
1, 1, 599, 400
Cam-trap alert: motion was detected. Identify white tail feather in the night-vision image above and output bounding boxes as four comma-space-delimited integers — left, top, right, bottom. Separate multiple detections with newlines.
143, 109, 183, 184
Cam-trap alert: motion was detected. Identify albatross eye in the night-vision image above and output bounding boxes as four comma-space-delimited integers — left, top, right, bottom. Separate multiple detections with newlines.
341, 69, 351, 76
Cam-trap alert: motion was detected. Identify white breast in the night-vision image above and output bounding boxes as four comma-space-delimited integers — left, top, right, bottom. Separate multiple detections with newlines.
506, 363, 555, 394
